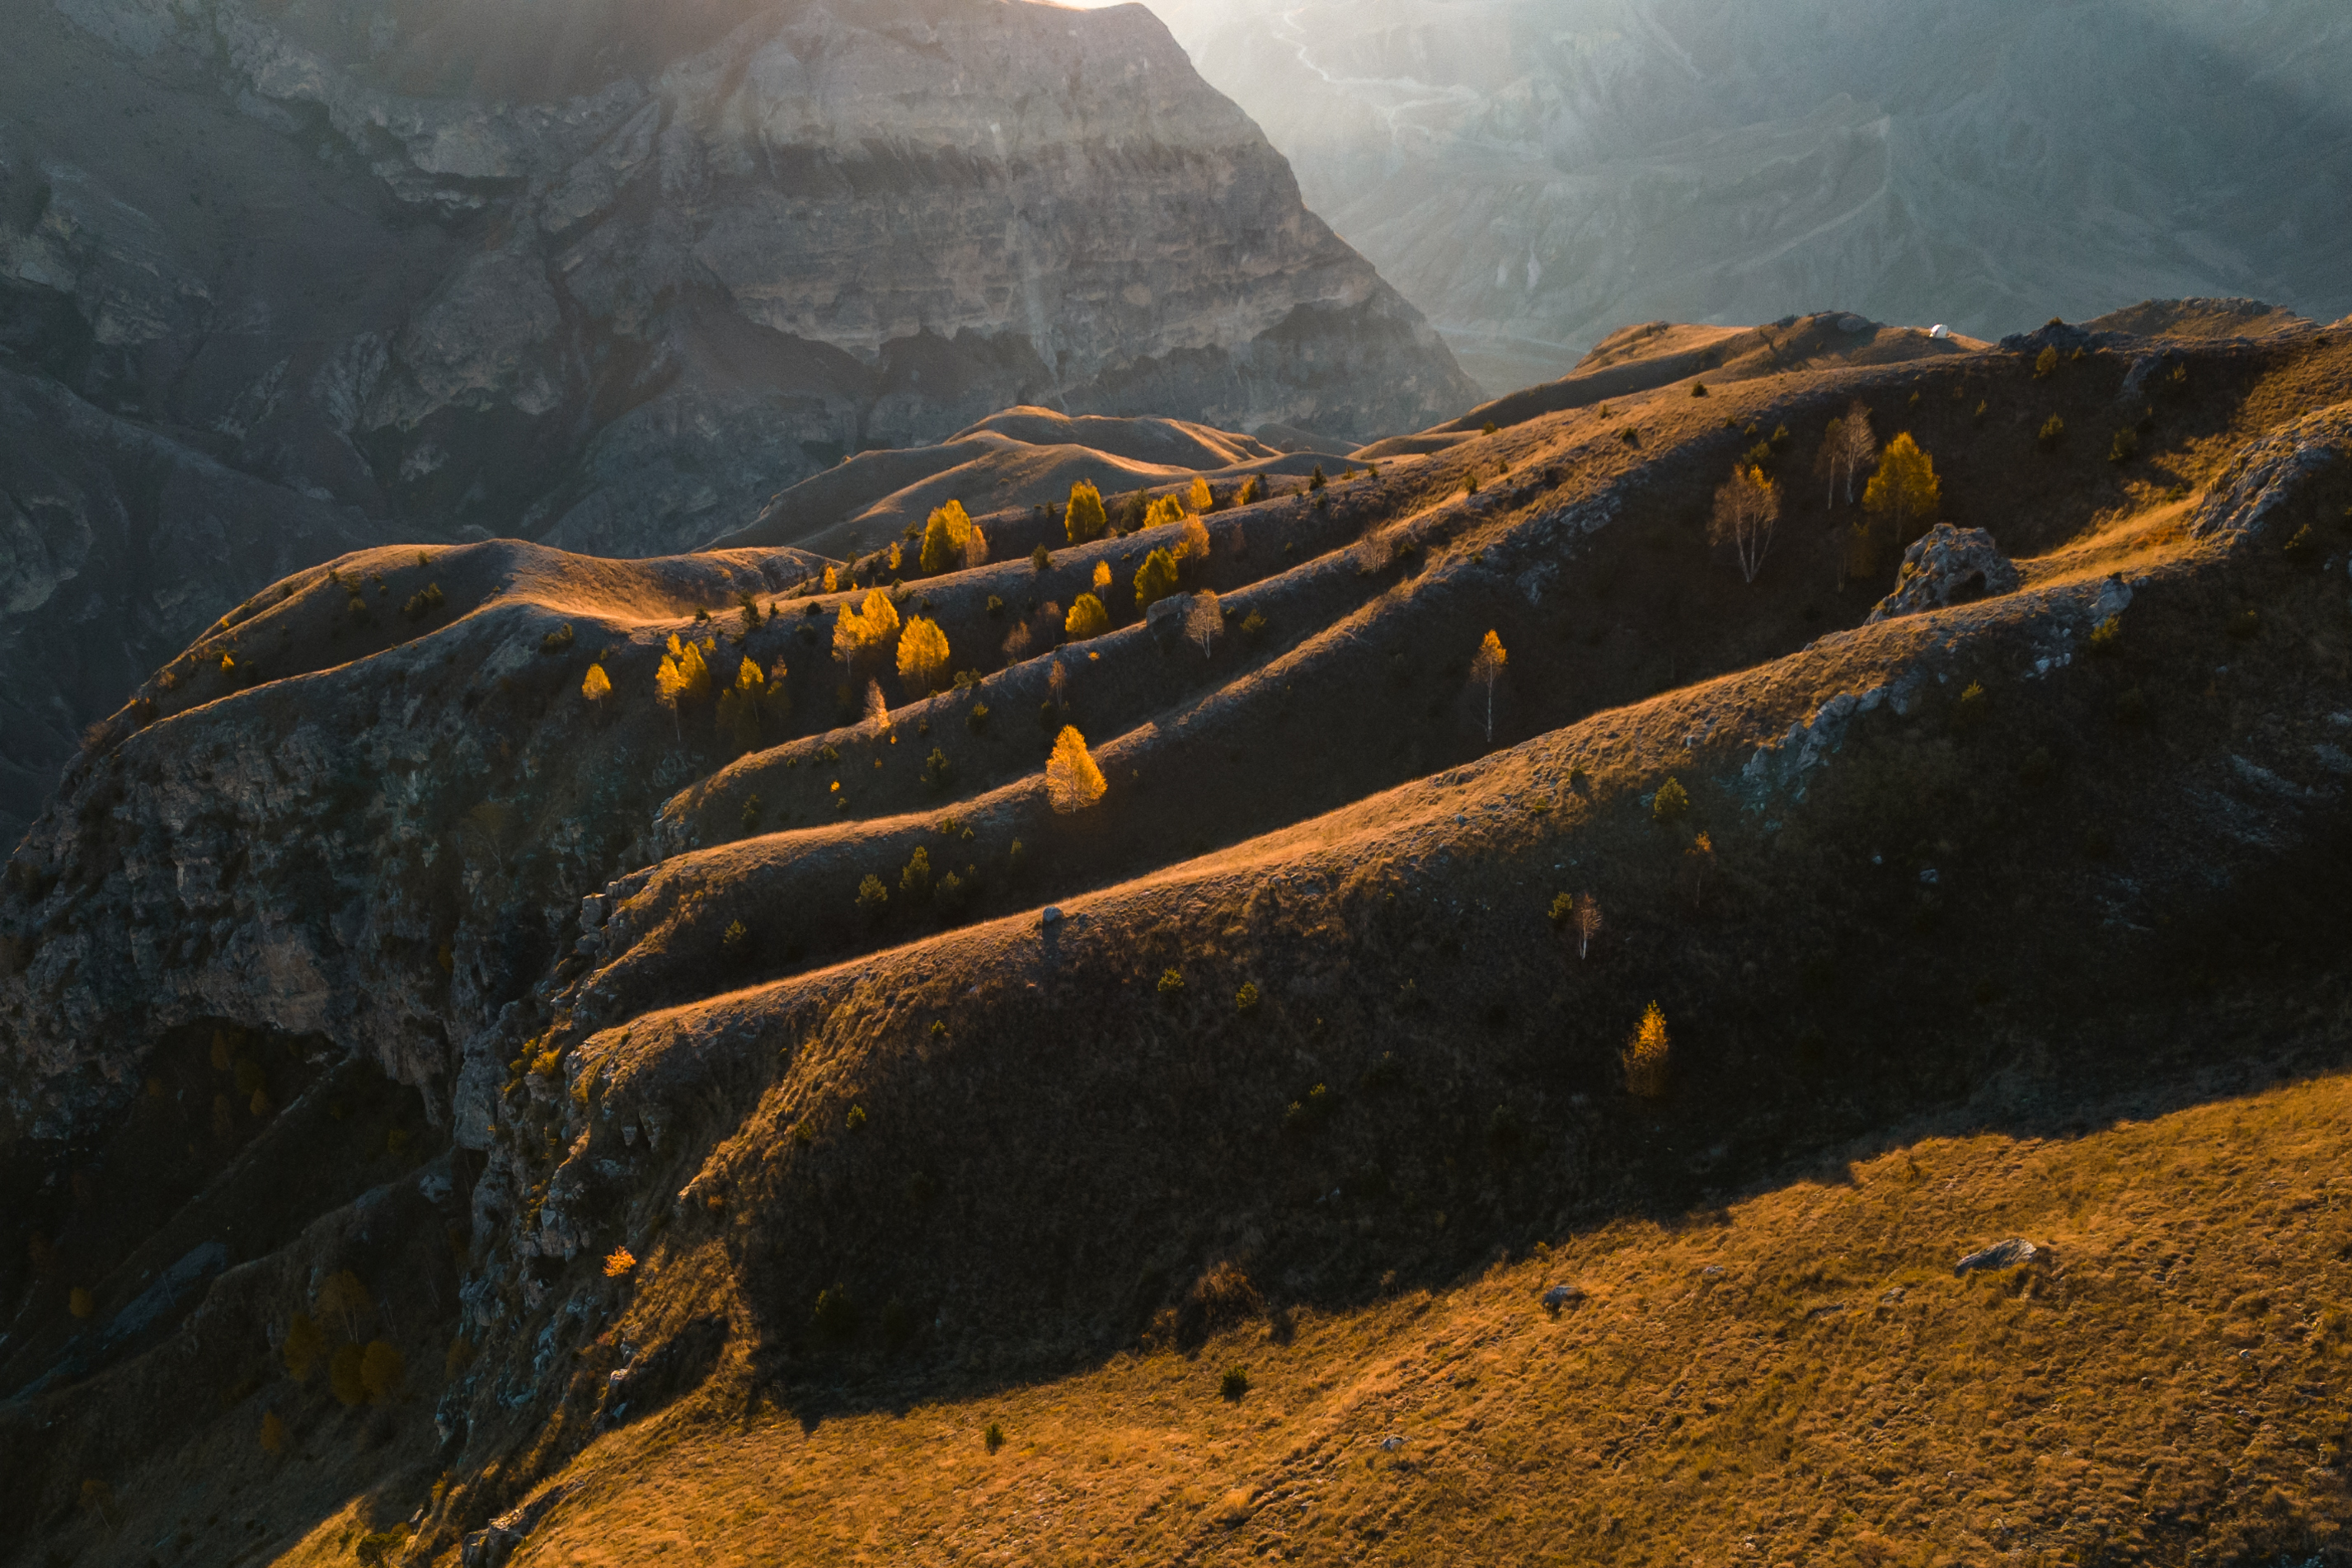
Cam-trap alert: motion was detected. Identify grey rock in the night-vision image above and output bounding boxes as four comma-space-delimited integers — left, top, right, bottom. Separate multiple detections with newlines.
1953, 1238, 2046, 1275
462, 1482, 578, 1568
1867, 524, 2021, 623
1541, 1283, 1585, 1312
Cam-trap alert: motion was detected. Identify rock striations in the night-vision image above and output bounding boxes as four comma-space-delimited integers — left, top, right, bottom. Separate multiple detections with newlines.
0, 0, 1474, 844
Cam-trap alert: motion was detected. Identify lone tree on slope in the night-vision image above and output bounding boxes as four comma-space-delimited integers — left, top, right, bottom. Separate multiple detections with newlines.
1470, 629, 1508, 743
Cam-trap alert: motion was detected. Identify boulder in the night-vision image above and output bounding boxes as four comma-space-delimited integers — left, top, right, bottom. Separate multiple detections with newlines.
1953, 1238, 2047, 1275
1541, 1284, 1587, 1312
1867, 524, 2021, 622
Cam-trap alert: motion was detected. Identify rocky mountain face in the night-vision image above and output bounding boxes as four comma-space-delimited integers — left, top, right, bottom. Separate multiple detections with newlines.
0, 0, 1475, 846
1146, 0, 2352, 393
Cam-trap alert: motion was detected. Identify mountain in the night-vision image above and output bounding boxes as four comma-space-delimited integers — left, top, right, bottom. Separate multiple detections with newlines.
4, 304, 2349, 1563
1143, 0, 2352, 394
0, 0, 1476, 848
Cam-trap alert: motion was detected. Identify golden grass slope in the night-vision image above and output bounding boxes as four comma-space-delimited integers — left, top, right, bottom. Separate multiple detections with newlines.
439, 1058, 2352, 1568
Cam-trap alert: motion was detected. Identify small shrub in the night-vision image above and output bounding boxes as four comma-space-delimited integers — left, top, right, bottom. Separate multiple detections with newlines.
922, 747, 953, 791
2087, 615, 2122, 656
813, 1284, 857, 1340
1239, 610, 1267, 642
2038, 415, 2066, 451
1690, 383, 1707, 398
1308, 466, 1326, 491
1651, 777, 1690, 825
1220, 1365, 1251, 1401
817, 744, 841, 764
2282, 523, 2317, 565
1954, 680, 1988, 728
984, 1422, 1005, 1453
966, 702, 990, 735
401, 584, 445, 620
934, 870, 969, 916
721, 920, 750, 958
1973, 399, 1988, 425
741, 794, 763, 833
2107, 428, 2138, 463
1031, 544, 1052, 571
1363, 1051, 1403, 1091
1156, 967, 1186, 1000
541, 623, 575, 654
2033, 345, 2059, 379
1284, 1083, 1331, 1134
855, 875, 889, 918
603, 1246, 636, 1279
1234, 981, 1260, 1014
1547, 891, 1574, 929
846, 1105, 868, 1132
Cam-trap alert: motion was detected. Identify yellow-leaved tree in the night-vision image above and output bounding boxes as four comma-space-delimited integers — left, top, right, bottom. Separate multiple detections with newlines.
1091, 560, 1113, 599
1857, 432, 1941, 580
654, 633, 710, 742
1470, 630, 1507, 742
1708, 463, 1782, 584
580, 663, 612, 704
1065, 479, 1108, 543
1133, 547, 1181, 613
920, 500, 978, 575
1064, 594, 1110, 641
1143, 495, 1186, 531
1622, 1002, 1670, 1096
1045, 725, 1106, 814
1186, 476, 1214, 514
716, 655, 765, 749
896, 616, 951, 694
1176, 515, 1212, 567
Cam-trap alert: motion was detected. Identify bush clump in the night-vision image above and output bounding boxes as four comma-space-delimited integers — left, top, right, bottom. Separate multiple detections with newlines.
401, 584, 445, 620
1220, 1365, 1251, 1401
1651, 777, 1690, 825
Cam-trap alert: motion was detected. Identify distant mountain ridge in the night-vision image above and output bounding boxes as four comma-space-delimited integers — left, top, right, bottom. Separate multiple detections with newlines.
1147, 0, 2352, 393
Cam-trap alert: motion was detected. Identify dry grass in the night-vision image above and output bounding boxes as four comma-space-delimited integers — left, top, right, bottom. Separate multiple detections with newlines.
458, 1067, 2350, 1568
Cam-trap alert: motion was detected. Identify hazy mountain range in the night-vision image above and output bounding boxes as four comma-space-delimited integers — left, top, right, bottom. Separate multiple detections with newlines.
1146, 0, 2352, 392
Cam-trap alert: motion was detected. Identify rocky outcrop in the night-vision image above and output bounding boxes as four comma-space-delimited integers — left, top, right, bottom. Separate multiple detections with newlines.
1867, 523, 2021, 622
0, 0, 1475, 843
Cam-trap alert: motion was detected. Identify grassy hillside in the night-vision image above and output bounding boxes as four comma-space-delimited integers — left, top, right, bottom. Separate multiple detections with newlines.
4, 308, 2350, 1566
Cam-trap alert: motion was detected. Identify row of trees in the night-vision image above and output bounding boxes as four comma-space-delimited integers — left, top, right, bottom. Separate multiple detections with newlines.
1709, 403, 1942, 587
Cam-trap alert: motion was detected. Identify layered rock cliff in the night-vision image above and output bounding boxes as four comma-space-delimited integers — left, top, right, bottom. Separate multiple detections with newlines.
0, 0, 1475, 844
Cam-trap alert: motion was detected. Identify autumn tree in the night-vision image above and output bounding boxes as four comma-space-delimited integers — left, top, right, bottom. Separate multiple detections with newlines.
1857, 432, 1941, 577
282, 1312, 326, 1381
655, 634, 711, 743
1185, 590, 1223, 657
1622, 1002, 1670, 1096
1065, 479, 1108, 544
896, 617, 951, 695
1143, 495, 1186, 532
1134, 547, 1181, 613
1045, 725, 1107, 814
1065, 593, 1110, 641
920, 500, 981, 575
317, 1270, 373, 1340
1091, 560, 1113, 600
1709, 463, 1782, 584
580, 663, 612, 705
1833, 402, 1876, 505
1470, 630, 1507, 743
1187, 476, 1214, 514
716, 655, 768, 749
1572, 892, 1602, 960
862, 678, 890, 733
360, 1340, 405, 1404
1176, 515, 1212, 570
